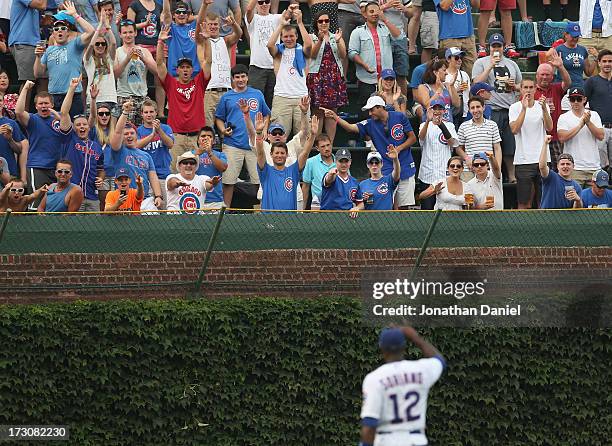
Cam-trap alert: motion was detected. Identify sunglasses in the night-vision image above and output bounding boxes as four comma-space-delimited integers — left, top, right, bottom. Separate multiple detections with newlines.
383, 77, 395, 81
473, 162, 488, 167
270, 130, 284, 136
368, 160, 381, 165
257, 0, 270, 4
98, 111, 111, 116
94, 41, 107, 47
10, 188, 25, 193
53, 26, 68, 32
180, 160, 197, 166
453, 55, 462, 60
449, 164, 463, 169
317, 18, 330, 24
569, 96, 583, 102
56, 169, 71, 174
175, 9, 189, 14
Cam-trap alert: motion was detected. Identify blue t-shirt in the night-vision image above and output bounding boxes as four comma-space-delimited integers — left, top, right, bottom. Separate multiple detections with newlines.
41, 38, 86, 94
593, 0, 604, 30
357, 111, 416, 180
356, 173, 398, 210
409, 63, 427, 89
26, 114, 64, 169
540, 170, 582, 209
581, 187, 612, 208
137, 124, 174, 179
0, 117, 26, 175
195, 149, 227, 203
434, 0, 474, 40
167, 22, 200, 77
555, 44, 589, 88
302, 154, 335, 200
257, 162, 300, 210
320, 173, 359, 210
109, 146, 156, 196
60, 129, 104, 200
215, 87, 270, 150
8, 0, 47, 46
88, 126, 114, 176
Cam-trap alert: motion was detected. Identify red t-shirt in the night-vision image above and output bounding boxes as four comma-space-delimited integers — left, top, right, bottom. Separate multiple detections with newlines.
368, 24, 382, 77
163, 71, 210, 133
534, 82, 565, 141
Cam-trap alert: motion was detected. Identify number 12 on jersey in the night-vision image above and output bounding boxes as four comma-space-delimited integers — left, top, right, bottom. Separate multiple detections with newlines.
389, 391, 421, 424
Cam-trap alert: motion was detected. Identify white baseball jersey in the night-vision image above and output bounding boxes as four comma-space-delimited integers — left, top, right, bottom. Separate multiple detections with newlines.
361, 358, 444, 446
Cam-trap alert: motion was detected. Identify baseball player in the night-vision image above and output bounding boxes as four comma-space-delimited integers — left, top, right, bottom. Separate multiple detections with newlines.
359, 326, 446, 446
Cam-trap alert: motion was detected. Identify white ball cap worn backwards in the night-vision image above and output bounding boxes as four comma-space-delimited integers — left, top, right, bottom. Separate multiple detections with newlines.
176, 151, 199, 170
362, 95, 386, 111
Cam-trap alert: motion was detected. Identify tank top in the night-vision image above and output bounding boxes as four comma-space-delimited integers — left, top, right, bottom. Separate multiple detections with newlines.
207, 38, 232, 90
129, 0, 162, 46
116, 46, 148, 97
274, 47, 308, 98
45, 183, 75, 212
84, 54, 118, 105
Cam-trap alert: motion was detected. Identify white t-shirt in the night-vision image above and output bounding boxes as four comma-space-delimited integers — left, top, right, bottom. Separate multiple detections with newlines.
557, 110, 603, 170
84, 54, 118, 105
418, 121, 458, 185
165, 173, 211, 212
433, 177, 470, 210
274, 47, 308, 98
361, 358, 444, 445
509, 101, 547, 165
207, 38, 232, 90
246, 13, 281, 69
467, 171, 504, 210
445, 70, 470, 117
0, 0, 11, 19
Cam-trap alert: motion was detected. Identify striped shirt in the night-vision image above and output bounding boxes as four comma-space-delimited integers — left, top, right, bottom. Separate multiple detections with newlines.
418, 121, 458, 185
457, 118, 501, 161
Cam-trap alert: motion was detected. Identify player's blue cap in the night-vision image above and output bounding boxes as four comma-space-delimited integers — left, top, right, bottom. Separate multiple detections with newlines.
268, 123, 286, 134
430, 98, 446, 108
488, 33, 504, 46
115, 167, 130, 178
566, 22, 581, 38
470, 82, 494, 96
379, 328, 406, 351
381, 69, 396, 80
53, 11, 76, 26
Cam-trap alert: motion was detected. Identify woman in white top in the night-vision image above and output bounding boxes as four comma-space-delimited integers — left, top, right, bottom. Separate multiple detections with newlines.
419, 156, 471, 210
444, 47, 470, 124
83, 14, 117, 113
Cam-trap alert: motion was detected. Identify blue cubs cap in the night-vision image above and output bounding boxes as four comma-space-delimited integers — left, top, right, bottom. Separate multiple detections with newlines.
472, 151, 489, 162
470, 82, 494, 96
177, 57, 193, 67
566, 22, 581, 38
379, 328, 406, 352
336, 148, 351, 161
115, 167, 130, 178
489, 33, 504, 46
381, 69, 396, 80
592, 170, 609, 188
268, 123, 286, 134
430, 98, 446, 108
53, 11, 76, 26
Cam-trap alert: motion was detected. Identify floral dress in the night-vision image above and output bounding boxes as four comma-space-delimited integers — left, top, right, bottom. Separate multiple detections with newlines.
306, 42, 347, 109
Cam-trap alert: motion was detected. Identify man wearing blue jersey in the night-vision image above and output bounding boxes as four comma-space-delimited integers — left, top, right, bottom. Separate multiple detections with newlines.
254, 112, 315, 210
109, 101, 163, 211
323, 95, 416, 209
0, 103, 26, 180
350, 149, 400, 217
59, 77, 106, 211
193, 126, 228, 209
161, 0, 208, 77
320, 148, 359, 211
15, 80, 65, 210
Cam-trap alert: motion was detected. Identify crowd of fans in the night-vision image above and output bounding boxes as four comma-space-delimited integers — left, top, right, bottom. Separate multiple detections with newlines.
0, 0, 610, 214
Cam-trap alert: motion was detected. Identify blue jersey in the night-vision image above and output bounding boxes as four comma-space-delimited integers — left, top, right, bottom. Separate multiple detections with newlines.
109, 146, 156, 196
26, 114, 64, 169
60, 129, 104, 200
581, 187, 612, 208
434, 0, 474, 40
257, 162, 300, 210
215, 87, 270, 150
137, 124, 174, 179
555, 44, 588, 88
89, 127, 113, 176
167, 22, 200, 77
320, 172, 359, 210
356, 174, 398, 210
357, 112, 416, 180
0, 117, 25, 175
540, 170, 582, 209
409, 63, 427, 89
195, 149, 227, 203
41, 38, 86, 94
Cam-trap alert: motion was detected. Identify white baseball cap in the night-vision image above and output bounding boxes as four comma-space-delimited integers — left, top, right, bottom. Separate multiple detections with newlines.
366, 151, 383, 164
361, 95, 386, 111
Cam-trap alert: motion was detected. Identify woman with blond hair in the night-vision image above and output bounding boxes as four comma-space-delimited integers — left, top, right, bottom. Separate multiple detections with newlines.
376, 68, 406, 113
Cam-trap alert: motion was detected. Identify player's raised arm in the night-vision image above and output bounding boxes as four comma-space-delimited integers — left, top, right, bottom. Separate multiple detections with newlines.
401, 326, 444, 363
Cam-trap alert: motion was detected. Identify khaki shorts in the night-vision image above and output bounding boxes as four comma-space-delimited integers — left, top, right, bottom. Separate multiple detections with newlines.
221, 145, 260, 185
394, 176, 416, 207
420, 11, 440, 49
571, 169, 597, 189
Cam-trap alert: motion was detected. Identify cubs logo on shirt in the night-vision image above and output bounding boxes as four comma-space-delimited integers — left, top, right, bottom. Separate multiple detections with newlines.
51, 119, 61, 132
188, 28, 196, 42
248, 98, 259, 111
284, 177, 294, 192
178, 193, 201, 214
391, 124, 404, 141
451, 0, 468, 14
438, 133, 448, 144
350, 188, 357, 201
142, 15, 158, 37
377, 182, 389, 195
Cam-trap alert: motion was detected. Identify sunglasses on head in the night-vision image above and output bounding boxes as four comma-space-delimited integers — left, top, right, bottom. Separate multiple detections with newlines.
56, 169, 71, 174
317, 18, 330, 24
94, 41, 107, 47
53, 26, 68, 32
120, 19, 135, 25
449, 163, 462, 169
10, 188, 25, 193
180, 160, 197, 166
473, 162, 488, 167
257, 0, 270, 4
569, 96, 583, 102
98, 111, 111, 116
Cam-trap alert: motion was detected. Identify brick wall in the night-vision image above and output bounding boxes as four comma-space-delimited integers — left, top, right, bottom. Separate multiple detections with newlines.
1, 247, 611, 303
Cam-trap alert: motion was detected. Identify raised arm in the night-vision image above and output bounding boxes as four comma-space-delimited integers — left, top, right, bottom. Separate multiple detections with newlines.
298, 96, 311, 146
293, 9, 312, 57
110, 101, 132, 150
84, 18, 105, 61
59, 77, 81, 132
162, 0, 172, 25
387, 145, 400, 182
334, 29, 347, 60
246, 0, 258, 23
254, 112, 267, 169
268, 14, 289, 57
539, 134, 552, 178
15, 81, 35, 127
238, 98, 256, 146
223, 14, 243, 47
88, 84, 99, 128
402, 326, 444, 360
548, 51, 571, 91
298, 116, 317, 171
63, 1, 96, 45
379, 11, 400, 38
156, 24, 170, 82
196, 23, 213, 78
195, 0, 211, 43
